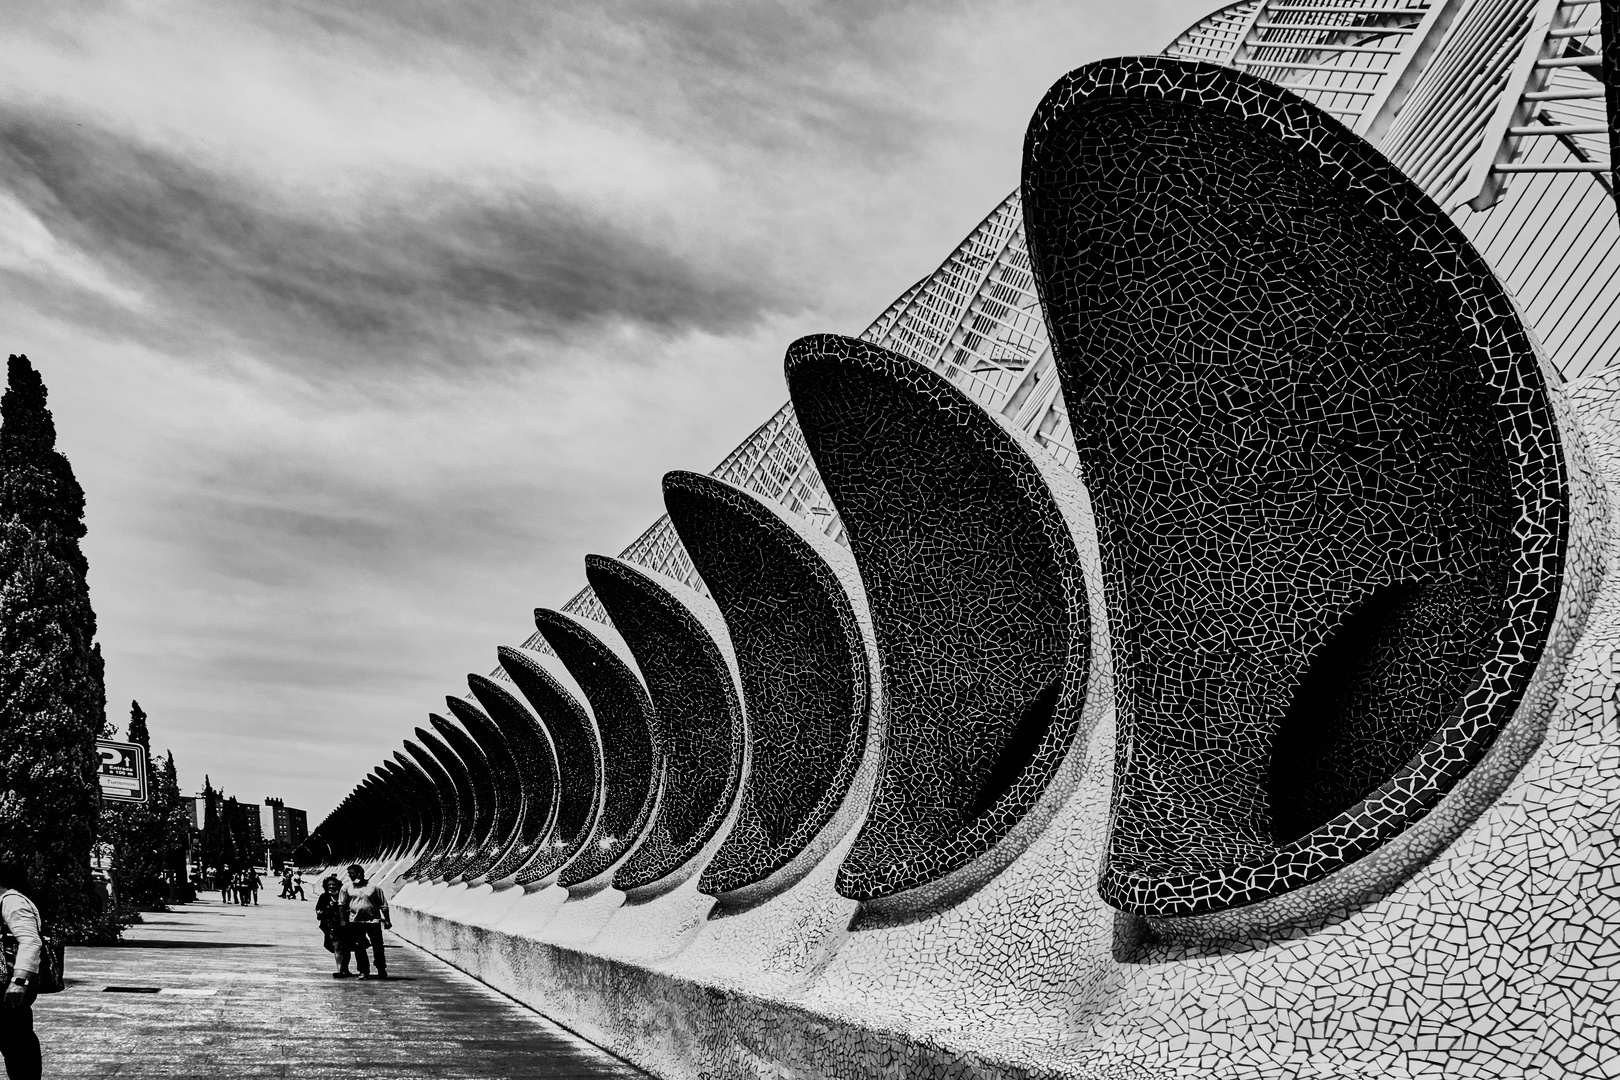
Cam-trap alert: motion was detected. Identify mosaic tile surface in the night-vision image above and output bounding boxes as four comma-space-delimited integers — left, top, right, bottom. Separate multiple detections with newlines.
313, 29, 1620, 1080
586, 554, 747, 896
440, 699, 522, 882
466, 671, 562, 884
786, 333, 1093, 907
1022, 57, 1571, 917
391, 751, 447, 878
494, 648, 601, 886
341, 776, 389, 862
371, 762, 425, 859
662, 470, 874, 900
420, 721, 485, 882
532, 608, 662, 889
401, 738, 463, 880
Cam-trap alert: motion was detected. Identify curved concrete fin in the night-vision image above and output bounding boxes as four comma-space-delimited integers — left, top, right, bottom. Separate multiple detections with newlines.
1023, 56, 1578, 922
585, 554, 748, 898
417, 723, 481, 882
392, 749, 448, 879
663, 469, 882, 904
372, 762, 422, 859
465, 672, 562, 885
531, 607, 662, 890
402, 737, 466, 880
430, 712, 499, 882
787, 332, 1095, 915
443, 696, 523, 883
492, 650, 600, 886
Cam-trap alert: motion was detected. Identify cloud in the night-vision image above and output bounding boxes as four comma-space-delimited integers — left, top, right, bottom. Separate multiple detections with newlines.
0, 110, 795, 377
0, 190, 145, 310
1, 0, 1221, 815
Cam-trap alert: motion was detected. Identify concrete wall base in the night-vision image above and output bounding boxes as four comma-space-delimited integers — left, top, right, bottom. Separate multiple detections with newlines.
390, 903, 1129, 1080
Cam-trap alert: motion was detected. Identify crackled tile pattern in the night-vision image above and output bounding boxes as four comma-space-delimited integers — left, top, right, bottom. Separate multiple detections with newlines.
443, 698, 523, 882
1030, 372, 1609, 1079
400, 742, 462, 880
496, 648, 602, 886
586, 555, 747, 894
662, 470, 873, 898
373, 762, 425, 858
1022, 58, 1570, 918
467, 671, 562, 884
339, 776, 391, 862
421, 721, 486, 882
787, 333, 1092, 903
403, 734, 468, 880
390, 752, 446, 875
533, 608, 663, 889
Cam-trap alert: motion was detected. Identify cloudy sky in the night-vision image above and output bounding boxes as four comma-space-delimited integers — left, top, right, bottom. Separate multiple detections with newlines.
1, 0, 1215, 822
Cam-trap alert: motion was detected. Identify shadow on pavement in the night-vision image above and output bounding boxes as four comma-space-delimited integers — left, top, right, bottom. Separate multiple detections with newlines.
109, 940, 278, 949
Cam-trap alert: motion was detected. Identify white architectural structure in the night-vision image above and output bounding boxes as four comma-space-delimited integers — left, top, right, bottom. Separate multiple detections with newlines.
531, 0, 1620, 638
312, 5, 1620, 1077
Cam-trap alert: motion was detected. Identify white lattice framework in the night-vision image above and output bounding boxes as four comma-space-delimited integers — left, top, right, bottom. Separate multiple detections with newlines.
509, 0, 1620, 645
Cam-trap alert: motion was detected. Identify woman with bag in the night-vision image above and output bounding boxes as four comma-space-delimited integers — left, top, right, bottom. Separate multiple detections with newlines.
315, 876, 351, 978
0, 859, 43, 1080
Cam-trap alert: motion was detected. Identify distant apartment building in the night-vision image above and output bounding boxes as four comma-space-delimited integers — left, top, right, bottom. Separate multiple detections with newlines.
227, 799, 264, 855
263, 797, 308, 867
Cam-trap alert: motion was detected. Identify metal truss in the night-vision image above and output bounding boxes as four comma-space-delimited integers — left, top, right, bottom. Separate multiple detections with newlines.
525, 0, 1620, 634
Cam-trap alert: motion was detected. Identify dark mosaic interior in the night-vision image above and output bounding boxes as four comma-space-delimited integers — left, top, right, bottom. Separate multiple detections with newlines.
393, 751, 447, 878
663, 470, 871, 898
532, 609, 662, 888
786, 334, 1092, 903
494, 649, 601, 885
422, 721, 486, 882
586, 554, 746, 893
443, 698, 522, 882
344, 776, 391, 861
402, 738, 463, 880
467, 672, 562, 884
1021, 57, 1568, 917
373, 763, 424, 858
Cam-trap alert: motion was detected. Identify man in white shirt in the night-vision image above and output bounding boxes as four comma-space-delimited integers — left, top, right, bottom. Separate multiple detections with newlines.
339, 864, 391, 980
0, 859, 43, 1080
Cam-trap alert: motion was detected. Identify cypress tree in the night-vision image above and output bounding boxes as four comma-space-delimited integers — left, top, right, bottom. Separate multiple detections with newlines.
104, 703, 184, 909
223, 796, 256, 870
127, 700, 149, 751
0, 354, 117, 942
199, 776, 230, 882
158, 752, 189, 891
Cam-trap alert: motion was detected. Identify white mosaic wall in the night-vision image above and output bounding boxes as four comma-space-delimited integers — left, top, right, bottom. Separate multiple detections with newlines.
370, 365, 1619, 1080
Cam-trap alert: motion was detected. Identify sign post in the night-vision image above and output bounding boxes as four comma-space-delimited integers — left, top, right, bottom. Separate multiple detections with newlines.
96, 739, 148, 804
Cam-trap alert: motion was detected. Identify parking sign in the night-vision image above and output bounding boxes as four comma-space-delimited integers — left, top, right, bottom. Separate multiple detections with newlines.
97, 739, 148, 804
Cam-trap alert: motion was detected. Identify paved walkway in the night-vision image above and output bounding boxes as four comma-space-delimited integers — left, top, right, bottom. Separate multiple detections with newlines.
36, 892, 646, 1079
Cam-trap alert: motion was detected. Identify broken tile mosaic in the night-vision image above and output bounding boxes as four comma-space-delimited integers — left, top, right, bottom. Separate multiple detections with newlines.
662, 470, 873, 900
1022, 56, 1570, 917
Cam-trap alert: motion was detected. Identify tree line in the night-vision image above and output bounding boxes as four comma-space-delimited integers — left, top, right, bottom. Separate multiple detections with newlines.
99, 700, 191, 910
0, 354, 242, 941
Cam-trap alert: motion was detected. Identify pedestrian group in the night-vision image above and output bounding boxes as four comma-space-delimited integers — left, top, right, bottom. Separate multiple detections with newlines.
318, 863, 391, 980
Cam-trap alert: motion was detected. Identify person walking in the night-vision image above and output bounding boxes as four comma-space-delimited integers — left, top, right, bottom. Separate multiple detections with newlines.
292, 871, 306, 901
339, 864, 390, 980
0, 860, 44, 1080
279, 870, 292, 900
315, 876, 352, 978
247, 868, 261, 906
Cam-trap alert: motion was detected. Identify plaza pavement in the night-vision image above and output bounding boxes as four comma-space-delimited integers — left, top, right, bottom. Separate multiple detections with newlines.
34, 890, 647, 1078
